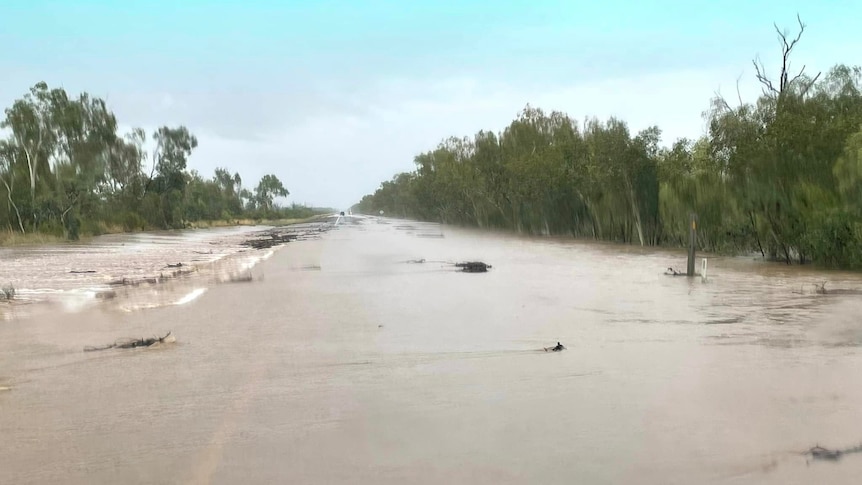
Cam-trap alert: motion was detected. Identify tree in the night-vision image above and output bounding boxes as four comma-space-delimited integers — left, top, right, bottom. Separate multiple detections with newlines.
354, 16, 862, 269
1, 82, 54, 211
0, 83, 327, 239
0, 141, 25, 233
145, 126, 198, 227
254, 174, 288, 212
752, 14, 821, 98
152, 127, 197, 185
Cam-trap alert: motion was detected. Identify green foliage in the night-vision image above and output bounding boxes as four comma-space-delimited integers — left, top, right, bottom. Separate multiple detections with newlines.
356, 19, 862, 269
0, 83, 323, 240
253, 174, 289, 212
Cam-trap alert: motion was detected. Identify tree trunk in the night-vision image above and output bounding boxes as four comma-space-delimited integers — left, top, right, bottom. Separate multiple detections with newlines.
749, 211, 766, 258
1, 176, 25, 233
625, 175, 645, 246
60, 196, 78, 227
15, 131, 41, 209
582, 198, 602, 239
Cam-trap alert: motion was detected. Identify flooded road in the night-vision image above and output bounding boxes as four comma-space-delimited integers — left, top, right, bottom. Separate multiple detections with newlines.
0, 224, 328, 320
2, 216, 862, 484
0, 226, 270, 319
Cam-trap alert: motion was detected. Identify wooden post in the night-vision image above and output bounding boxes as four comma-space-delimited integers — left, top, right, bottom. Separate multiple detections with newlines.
687, 213, 697, 276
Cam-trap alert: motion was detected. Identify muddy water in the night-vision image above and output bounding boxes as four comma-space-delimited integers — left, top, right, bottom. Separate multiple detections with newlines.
2, 216, 862, 484
0, 225, 326, 320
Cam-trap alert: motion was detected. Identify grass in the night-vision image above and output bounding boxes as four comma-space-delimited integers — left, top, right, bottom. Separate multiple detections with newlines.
0, 231, 66, 247
1, 214, 333, 247
184, 219, 252, 229
263, 216, 328, 226
184, 215, 325, 229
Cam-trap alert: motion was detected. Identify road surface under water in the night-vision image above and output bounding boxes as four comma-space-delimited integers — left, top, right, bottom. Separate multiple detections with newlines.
0, 225, 277, 320
2, 216, 862, 484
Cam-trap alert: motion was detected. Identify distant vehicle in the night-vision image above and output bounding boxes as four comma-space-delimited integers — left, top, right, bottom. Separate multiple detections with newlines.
340, 211, 345, 216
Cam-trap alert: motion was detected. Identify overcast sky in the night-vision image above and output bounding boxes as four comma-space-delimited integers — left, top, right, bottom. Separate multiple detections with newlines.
2, 0, 861, 209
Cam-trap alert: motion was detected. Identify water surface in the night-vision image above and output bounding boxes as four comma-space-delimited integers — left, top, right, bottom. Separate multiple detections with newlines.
1, 216, 861, 484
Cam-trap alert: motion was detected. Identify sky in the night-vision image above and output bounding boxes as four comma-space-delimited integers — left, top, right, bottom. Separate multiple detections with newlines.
1, 0, 861, 209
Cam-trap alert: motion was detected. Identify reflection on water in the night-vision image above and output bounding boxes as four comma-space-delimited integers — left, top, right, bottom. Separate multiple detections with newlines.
2, 216, 862, 484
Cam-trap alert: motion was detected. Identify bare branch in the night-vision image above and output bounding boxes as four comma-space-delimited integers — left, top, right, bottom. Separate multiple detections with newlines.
758, 14, 811, 96
799, 71, 822, 97
776, 14, 806, 57
61, 192, 79, 220
736, 73, 745, 106
712, 91, 733, 113
778, 14, 806, 92
753, 57, 778, 96
788, 64, 807, 86
794, 13, 806, 45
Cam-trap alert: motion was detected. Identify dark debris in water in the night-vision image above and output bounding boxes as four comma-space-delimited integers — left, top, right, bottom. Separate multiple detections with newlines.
804, 443, 862, 463
544, 342, 566, 352
84, 331, 175, 352
241, 233, 297, 249
455, 261, 492, 273
240, 225, 333, 250
107, 266, 197, 288
400, 259, 492, 272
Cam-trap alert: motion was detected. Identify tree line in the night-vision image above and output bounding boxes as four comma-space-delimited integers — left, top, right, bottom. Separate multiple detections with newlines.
354, 18, 862, 269
0, 82, 326, 241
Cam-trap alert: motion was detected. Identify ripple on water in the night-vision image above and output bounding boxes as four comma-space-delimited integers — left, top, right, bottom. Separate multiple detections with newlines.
0, 225, 321, 320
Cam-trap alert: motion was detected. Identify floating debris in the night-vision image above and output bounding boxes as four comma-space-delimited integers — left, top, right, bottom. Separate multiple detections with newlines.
455, 261, 492, 273
240, 225, 333, 250
241, 234, 296, 250
106, 266, 196, 288
70, 270, 97, 274
544, 342, 566, 352
804, 442, 862, 462
84, 331, 176, 352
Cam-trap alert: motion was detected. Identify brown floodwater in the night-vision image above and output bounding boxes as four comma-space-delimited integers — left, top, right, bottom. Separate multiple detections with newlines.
2, 216, 862, 484
0, 225, 277, 320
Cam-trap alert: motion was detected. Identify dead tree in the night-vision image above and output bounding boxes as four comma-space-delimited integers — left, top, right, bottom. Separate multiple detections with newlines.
752, 14, 821, 98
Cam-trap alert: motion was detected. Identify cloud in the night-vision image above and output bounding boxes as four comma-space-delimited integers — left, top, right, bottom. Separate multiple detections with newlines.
172, 65, 769, 209
0, 64, 812, 211
3, 1, 860, 214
